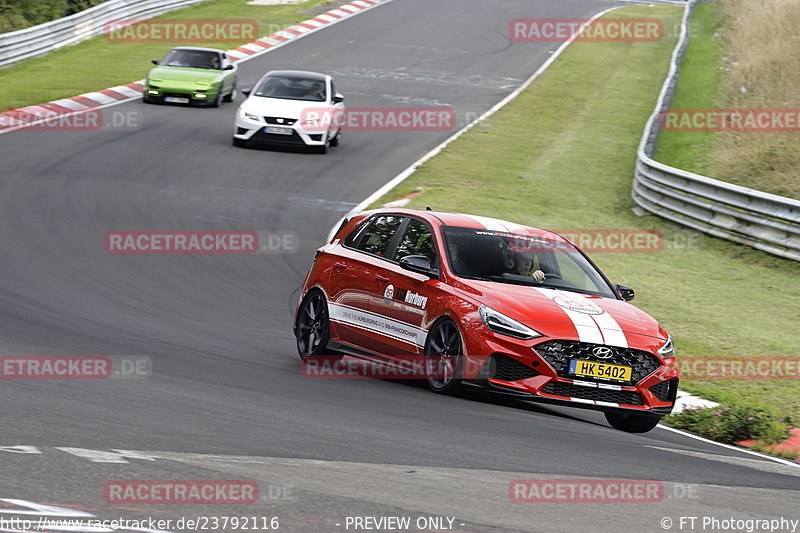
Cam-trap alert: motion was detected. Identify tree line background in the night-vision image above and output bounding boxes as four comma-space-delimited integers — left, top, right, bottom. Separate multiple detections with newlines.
1, 0, 106, 33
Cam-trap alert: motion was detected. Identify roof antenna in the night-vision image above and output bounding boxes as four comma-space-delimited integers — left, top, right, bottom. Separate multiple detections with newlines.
425, 206, 433, 211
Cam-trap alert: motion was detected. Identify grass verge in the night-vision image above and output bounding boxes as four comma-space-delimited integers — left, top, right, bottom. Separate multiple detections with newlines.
654, 2, 722, 175
366, 6, 800, 440
0, 0, 346, 110
655, 0, 800, 199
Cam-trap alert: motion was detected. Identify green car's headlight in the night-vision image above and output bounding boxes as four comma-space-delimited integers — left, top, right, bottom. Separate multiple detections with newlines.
239, 108, 260, 121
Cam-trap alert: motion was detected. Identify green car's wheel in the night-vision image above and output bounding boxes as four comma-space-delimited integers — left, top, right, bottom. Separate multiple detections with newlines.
209, 88, 222, 108
223, 84, 237, 103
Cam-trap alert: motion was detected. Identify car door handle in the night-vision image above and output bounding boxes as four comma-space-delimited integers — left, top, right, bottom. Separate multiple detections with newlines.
334, 262, 348, 270
375, 275, 389, 284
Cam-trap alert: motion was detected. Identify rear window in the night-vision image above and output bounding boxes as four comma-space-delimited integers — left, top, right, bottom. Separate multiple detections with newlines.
348, 215, 404, 257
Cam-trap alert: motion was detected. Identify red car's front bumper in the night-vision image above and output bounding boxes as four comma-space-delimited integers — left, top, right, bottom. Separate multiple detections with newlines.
459, 322, 679, 415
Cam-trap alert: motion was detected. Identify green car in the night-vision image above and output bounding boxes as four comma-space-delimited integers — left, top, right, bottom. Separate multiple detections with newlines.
144, 47, 238, 107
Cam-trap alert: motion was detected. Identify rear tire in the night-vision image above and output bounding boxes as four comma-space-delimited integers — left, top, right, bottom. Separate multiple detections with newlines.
605, 412, 661, 433
424, 319, 463, 395
295, 291, 333, 359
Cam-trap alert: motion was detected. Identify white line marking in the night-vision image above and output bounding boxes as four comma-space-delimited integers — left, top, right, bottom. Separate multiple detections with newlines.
648, 442, 800, 473
56, 447, 158, 464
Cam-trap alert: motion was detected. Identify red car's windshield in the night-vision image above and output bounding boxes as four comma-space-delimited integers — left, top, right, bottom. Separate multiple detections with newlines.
442, 226, 615, 298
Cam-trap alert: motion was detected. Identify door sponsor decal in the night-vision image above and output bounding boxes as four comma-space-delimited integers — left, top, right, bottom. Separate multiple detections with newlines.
329, 302, 427, 348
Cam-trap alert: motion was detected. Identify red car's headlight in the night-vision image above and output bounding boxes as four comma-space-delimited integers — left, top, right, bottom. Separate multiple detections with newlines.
657, 335, 675, 359
479, 305, 542, 340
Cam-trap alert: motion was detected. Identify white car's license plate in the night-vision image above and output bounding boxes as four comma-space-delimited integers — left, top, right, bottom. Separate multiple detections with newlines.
164, 97, 190, 104
265, 126, 293, 135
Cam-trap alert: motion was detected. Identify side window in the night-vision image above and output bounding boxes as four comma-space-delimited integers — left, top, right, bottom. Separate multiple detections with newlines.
393, 219, 437, 265
354, 215, 404, 257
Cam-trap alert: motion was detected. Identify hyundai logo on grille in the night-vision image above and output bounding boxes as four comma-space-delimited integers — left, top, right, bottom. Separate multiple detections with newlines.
592, 346, 614, 359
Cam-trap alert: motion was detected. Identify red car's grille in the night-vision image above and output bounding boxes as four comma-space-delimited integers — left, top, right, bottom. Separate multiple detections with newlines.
541, 381, 644, 406
490, 354, 539, 382
534, 340, 661, 384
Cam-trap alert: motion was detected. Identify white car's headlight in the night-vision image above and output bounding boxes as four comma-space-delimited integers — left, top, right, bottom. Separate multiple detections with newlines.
239, 108, 260, 121
302, 119, 319, 126
657, 335, 675, 359
479, 305, 542, 340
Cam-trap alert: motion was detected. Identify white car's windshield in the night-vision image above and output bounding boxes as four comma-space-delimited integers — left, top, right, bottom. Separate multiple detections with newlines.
443, 226, 615, 298
161, 49, 221, 70
254, 75, 327, 102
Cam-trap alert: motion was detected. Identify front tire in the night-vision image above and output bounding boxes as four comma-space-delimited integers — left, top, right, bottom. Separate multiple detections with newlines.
605, 412, 661, 433
295, 291, 332, 359
223, 83, 237, 103
233, 137, 248, 148
424, 319, 463, 394
209, 89, 221, 108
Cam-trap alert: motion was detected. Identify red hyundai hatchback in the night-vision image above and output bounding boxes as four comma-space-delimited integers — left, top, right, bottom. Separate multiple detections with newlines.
294, 209, 679, 433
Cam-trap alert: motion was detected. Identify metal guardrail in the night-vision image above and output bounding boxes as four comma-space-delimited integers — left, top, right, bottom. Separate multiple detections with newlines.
633, 0, 800, 261
0, 0, 209, 68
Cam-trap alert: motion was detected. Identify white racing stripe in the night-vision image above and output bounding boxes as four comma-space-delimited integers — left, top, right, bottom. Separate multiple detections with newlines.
543, 288, 629, 348
467, 215, 509, 233
534, 288, 604, 343
591, 310, 628, 348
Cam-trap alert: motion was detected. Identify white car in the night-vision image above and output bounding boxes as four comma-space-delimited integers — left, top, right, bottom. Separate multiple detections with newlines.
233, 70, 344, 153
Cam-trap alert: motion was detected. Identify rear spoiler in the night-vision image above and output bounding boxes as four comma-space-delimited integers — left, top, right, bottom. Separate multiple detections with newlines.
326, 210, 364, 243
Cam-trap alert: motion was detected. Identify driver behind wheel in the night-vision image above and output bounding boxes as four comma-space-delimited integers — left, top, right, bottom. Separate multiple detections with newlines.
512, 252, 545, 283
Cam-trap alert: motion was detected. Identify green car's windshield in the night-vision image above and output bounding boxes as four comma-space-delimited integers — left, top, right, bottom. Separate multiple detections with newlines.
443, 226, 616, 298
161, 50, 221, 70
254, 76, 327, 102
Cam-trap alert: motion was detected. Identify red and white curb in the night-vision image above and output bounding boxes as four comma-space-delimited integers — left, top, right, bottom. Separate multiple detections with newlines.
0, 0, 391, 134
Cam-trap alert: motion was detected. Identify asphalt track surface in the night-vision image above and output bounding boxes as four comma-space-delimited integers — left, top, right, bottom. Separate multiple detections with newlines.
0, 0, 797, 531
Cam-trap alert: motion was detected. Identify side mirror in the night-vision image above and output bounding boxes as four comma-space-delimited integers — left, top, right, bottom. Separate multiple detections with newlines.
615, 283, 635, 302
151, 59, 159, 65
332, 93, 344, 104
223, 64, 235, 70
399, 255, 438, 279
242, 88, 252, 97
